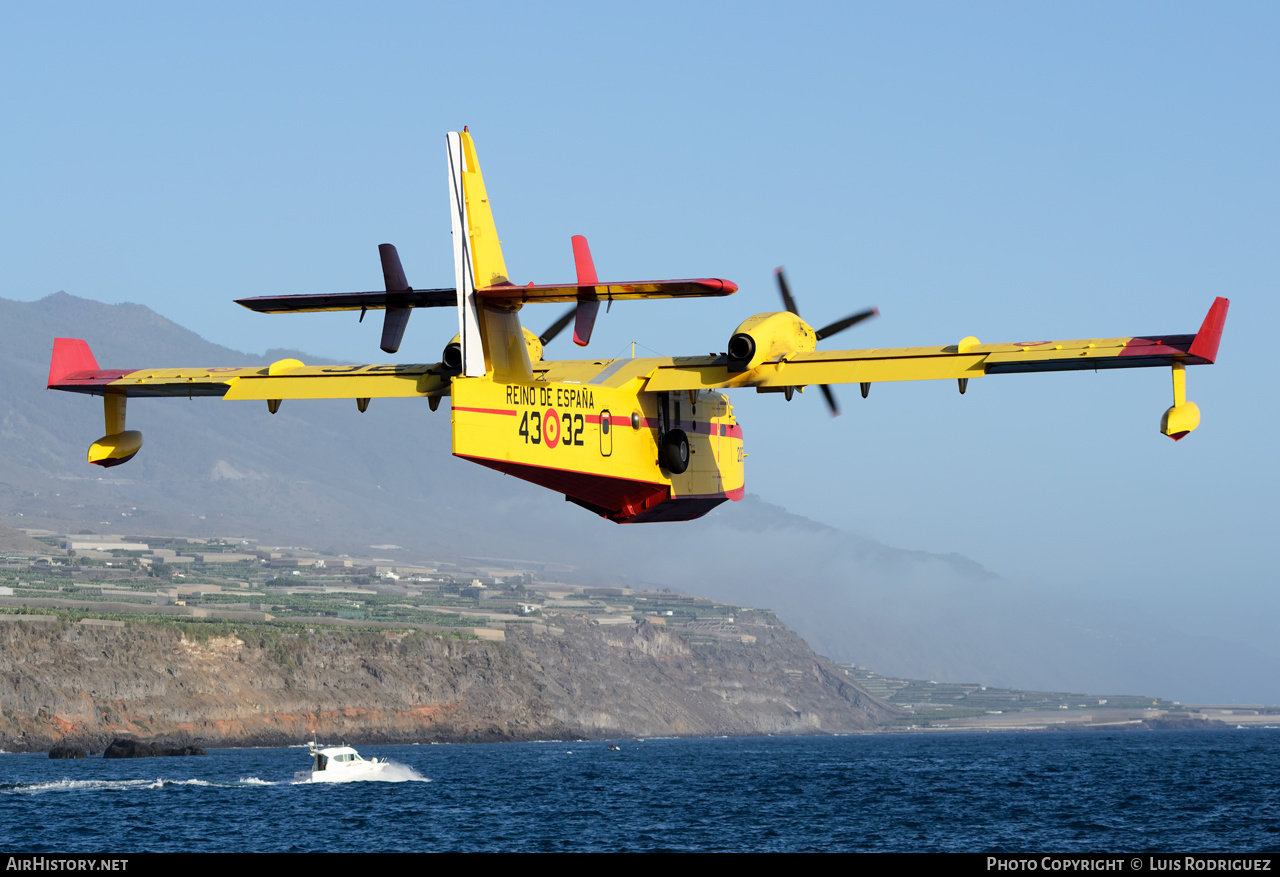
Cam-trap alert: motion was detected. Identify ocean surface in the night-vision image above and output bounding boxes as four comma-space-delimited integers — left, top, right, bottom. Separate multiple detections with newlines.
3, 730, 1279, 853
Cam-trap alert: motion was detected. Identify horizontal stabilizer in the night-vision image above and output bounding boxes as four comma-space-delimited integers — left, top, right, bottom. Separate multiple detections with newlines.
236, 288, 455, 314
478, 277, 737, 305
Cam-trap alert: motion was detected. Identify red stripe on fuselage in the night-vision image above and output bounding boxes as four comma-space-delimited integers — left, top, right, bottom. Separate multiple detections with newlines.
570, 412, 739, 439
453, 406, 517, 416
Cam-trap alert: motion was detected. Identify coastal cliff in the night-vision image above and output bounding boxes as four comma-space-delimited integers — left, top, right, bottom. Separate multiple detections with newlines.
0, 611, 899, 751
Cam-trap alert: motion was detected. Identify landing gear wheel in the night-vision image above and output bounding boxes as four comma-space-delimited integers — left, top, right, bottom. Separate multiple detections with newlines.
663, 428, 690, 475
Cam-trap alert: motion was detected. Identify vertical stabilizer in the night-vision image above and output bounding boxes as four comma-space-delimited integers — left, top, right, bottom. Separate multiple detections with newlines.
458, 131, 510, 288
446, 131, 486, 377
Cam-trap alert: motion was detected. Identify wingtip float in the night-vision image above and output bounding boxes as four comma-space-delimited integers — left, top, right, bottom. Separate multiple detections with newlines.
47, 129, 1229, 519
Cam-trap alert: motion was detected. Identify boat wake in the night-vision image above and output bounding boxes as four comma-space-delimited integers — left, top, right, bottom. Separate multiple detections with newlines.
291, 762, 427, 784
375, 763, 429, 783
3, 777, 237, 795
2, 771, 427, 793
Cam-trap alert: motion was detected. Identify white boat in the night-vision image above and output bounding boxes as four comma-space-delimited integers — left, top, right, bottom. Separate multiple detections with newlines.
293, 741, 388, 783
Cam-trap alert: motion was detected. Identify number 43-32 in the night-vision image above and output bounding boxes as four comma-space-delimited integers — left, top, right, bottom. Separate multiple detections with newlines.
519, 411, 584, 448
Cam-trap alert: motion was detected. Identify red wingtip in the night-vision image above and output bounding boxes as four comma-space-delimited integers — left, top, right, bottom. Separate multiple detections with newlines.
1188, 297, 1229, 364
48, 338, 99, 387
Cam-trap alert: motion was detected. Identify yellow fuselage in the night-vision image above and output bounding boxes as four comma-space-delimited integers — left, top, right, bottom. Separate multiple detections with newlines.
451, 374, 744, 523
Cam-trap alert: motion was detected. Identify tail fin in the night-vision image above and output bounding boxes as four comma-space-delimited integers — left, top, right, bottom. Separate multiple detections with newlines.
458, 131, 509, 288
446, 131, 487, 376
447, 129, 530, 380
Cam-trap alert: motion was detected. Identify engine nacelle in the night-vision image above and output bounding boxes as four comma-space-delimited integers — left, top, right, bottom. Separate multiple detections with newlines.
441, 336, 463, 374
441, 327, 545, 376
726, 312, 816, 372
522, 327, 545, 364
88, 430, 144, 468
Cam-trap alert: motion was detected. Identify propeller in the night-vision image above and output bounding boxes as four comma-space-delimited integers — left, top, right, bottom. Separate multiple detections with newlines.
774, 267, 878, 416
541, 236, 603, 349
538, 306, 577, 347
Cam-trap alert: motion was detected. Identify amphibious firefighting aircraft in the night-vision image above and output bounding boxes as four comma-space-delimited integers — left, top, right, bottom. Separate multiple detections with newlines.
47, 130, 1229, 523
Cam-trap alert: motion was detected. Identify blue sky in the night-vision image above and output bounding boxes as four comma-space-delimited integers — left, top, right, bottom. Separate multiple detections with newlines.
3, 3, 1277, 649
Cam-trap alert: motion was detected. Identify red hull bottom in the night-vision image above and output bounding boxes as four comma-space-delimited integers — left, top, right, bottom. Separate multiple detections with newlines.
458, 455, 730, 523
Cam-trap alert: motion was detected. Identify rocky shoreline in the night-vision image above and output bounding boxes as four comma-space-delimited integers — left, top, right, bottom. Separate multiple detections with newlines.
0, 610, 900, 752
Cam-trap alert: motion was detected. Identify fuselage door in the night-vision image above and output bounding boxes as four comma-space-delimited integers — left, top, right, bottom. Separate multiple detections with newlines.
599, 409, 612, 457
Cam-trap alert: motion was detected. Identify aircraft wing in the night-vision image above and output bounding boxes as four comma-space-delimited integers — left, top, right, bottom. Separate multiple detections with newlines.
47, 339, 450, 400
639, 297, 1229, 392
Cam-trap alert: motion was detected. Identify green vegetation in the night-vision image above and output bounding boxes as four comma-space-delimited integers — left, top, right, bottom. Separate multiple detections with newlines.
0, 605, 479, 643
1, 531, 754, 652
884, 709, 992, 726
839, 665, 1177, 718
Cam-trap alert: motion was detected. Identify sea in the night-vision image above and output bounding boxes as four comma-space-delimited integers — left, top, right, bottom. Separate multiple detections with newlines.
2, 729, 1278, 853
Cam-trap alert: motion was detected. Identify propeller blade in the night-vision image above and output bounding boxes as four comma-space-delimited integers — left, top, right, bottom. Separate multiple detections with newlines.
538, 306, 577, 346
814, 307, 878, 342
773, 265, 864, 417
820, 384, 840, 417
774, 267, 800, 316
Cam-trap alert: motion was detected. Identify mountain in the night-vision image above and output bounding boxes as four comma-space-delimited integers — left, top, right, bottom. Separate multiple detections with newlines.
4, 292, 1277, 704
